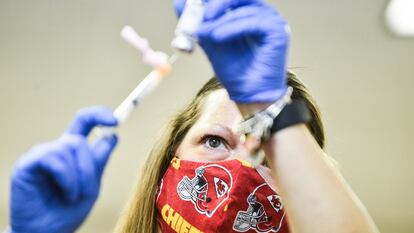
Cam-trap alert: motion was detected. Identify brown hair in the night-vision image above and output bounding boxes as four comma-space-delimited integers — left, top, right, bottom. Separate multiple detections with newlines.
114, 72, 325, 233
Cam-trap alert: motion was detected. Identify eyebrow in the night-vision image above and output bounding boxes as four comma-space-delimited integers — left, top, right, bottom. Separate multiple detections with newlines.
208, 124, 239, 147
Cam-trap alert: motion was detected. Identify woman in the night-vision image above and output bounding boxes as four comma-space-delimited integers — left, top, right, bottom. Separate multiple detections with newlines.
114, 73, 327, 233
6, 0, 380, 233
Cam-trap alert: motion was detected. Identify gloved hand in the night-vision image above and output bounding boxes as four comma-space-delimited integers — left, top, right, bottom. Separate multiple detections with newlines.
174, 0, 290, 103
9, 107, 118, 233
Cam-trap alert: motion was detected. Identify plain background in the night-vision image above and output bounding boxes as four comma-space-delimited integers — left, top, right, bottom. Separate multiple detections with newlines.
1, 0, 413, 232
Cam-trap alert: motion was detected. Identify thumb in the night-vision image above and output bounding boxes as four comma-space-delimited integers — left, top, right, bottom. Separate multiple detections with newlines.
91, 134, 118, 177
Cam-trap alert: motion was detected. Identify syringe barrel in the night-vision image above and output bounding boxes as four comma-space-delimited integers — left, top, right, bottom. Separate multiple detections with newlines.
113, 70, 164, 124
96, 69, 165, 139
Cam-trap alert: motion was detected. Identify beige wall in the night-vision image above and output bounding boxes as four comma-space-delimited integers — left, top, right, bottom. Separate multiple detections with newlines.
0, 0, 413, 232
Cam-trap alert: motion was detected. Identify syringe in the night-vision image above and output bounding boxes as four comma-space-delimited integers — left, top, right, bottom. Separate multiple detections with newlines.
98, 26, 178, 137
112, 55, 177, 123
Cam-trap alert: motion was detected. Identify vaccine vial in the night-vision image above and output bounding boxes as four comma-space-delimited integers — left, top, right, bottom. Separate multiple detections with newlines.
171, 0, 205, 53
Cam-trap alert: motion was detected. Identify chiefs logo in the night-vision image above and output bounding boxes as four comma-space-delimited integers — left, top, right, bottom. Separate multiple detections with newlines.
233, 183, 286, 232
267, 195, 283, 213
177, 164, 233, 217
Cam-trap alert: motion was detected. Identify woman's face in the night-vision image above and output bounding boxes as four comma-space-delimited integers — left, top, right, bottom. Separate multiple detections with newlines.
176, 89, 252, 162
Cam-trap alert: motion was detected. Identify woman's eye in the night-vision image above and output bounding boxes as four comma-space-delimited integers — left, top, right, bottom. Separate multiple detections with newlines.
204, 136, 227, 150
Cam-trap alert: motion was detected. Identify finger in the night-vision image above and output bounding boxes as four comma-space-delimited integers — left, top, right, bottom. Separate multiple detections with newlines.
173, 0, 186, 17
61, 135, 99, 198
199, 6, 288, 43
66, 106, 118, 137
198, 5, 263, 40
19, 141, 81, 203
204, 0, 232, 20
91, 134, 118, 177
204, 0, 262, 21
41, 153, 79, 203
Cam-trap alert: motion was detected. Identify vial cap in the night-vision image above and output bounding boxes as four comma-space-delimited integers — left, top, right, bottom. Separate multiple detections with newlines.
171, 35, 195, 53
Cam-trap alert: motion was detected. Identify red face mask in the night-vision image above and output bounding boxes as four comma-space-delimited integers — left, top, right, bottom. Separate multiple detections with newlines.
156, 158, 290, 233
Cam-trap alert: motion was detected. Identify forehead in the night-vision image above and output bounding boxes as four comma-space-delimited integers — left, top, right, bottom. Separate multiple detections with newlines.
196, 89, 243, 131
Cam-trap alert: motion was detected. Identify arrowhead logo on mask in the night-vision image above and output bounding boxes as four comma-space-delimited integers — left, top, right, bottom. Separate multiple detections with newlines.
267, 194, 283, 213
214, 177, 229, 198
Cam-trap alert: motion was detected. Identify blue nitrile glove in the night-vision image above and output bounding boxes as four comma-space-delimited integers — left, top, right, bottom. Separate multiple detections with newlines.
174, 0, 290, 103
9, 107, 118, 233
